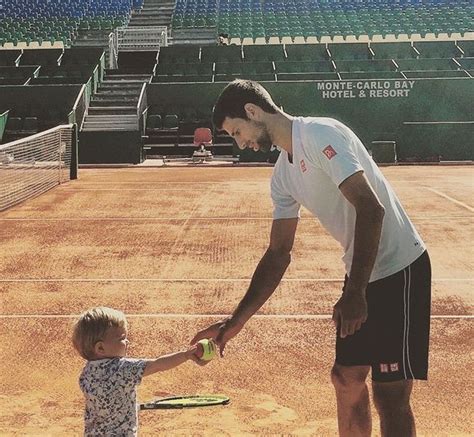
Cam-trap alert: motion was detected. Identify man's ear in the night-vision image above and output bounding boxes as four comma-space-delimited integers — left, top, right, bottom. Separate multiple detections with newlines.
244, 103, 260, 120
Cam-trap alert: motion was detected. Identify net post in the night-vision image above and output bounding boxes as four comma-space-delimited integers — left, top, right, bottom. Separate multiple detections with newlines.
58, 129, 62, 183
70, 123, 78, 180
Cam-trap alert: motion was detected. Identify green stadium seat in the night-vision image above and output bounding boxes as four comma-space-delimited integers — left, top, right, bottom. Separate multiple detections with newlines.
243, 45, 286, 62
334, 59, 396, 72
19, 49, 63, 66
0, 50, 22, 66
215, 62, 243, 76
275, 60, 334, 74
147, 114, 162, 130
370, 42, 417, 60
457, 41, 474, 58
23, 116, 38, 134
158, 46, 200, 64
284, 44, 329, 61
402, 70, 470, 79
163, 114, 179, 130
395, 58, 458, 71
413, 41, 462, 59
457, 58, 474, 70
201, 46, 242, 63
5, 117, 22, 134
339, 71, 404, 80
277, 72, 339, 81
155, 63, 175, 76
328, 43, 371, 60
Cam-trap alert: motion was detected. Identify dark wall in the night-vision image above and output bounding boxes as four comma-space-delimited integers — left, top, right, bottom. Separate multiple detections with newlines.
0, 85, 82, 119
147, 78, 474, 160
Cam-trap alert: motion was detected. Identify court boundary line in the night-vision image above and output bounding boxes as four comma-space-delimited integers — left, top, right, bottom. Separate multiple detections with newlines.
425, 187, 474, 212
1, 214, 472, 222
0, 278, 471, 283
0, 314, 472, 320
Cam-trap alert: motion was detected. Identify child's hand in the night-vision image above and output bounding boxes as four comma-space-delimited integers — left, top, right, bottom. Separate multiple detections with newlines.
188, 344, 210, 366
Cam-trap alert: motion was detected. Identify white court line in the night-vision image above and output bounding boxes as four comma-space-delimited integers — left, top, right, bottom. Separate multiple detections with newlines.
0, 215, 471, 222
61, 182, 223, 186
0, 278, 471, 283
59, 188, 211, 191
0, 314, 472, 320
0, 217, 275, 221
425, 188, 474, 212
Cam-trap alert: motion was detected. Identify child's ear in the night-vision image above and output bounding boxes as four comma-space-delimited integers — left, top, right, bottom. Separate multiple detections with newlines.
94, 341, 105, 356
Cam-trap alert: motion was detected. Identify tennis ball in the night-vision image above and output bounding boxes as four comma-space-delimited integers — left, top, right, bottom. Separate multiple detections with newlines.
196, 339, 216, 361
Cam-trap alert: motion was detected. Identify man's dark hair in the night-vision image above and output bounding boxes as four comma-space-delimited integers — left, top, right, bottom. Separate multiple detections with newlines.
212, 79, 279, 130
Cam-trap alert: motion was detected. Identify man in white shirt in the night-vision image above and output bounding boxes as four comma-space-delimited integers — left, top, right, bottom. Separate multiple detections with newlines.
191, 79, 431, 437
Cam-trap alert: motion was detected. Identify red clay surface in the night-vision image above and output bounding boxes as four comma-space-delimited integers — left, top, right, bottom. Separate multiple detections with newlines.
0, 165, 473, 436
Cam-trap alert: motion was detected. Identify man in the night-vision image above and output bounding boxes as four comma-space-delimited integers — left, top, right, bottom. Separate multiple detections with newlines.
191, 79, 431, 436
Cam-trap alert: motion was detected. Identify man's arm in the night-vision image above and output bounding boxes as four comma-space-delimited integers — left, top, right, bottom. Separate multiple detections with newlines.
230, 217, 298, 325
191, 217, 298, 354
333, 170, 385, 338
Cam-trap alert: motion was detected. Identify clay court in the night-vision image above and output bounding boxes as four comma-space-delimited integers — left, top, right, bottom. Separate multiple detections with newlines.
0, 164, 473, 436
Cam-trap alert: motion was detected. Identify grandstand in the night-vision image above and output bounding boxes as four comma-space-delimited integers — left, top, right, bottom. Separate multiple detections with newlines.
0, 0, 473, 164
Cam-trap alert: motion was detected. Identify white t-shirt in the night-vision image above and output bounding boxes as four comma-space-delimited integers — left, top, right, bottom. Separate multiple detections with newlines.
271, 117, 426, 282
79, 357, 147, 437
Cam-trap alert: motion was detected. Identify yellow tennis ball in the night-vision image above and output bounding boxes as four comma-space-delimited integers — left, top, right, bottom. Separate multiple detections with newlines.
197, 339, 216, 361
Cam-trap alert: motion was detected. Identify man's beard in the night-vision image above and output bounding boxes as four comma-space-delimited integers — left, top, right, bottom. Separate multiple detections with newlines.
254, 121, 273, 153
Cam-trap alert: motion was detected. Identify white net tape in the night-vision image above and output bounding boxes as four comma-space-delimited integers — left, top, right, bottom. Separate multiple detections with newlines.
0, 125, 74, 211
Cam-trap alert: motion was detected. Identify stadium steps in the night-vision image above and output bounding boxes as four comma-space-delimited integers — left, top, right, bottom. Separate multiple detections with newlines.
81, 73, 147, 132
171, 28, 217, 46
72, 29, 111, 65
88, 106, 137, 115
129, 0, 174, 28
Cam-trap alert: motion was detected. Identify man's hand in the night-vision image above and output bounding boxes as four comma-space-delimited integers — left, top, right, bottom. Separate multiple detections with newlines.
191, 317, 244, 357
332, 292, 368, 338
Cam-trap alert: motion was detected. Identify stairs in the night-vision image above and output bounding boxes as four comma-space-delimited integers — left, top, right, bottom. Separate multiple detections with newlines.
129, 0, 175, 28
81, 72, 150, 132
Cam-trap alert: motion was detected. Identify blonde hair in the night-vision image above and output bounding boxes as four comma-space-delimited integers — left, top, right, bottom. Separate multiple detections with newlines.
72, 307, 127, 360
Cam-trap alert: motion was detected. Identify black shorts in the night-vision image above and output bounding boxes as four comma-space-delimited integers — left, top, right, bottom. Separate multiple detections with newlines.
336, 251, 431, 382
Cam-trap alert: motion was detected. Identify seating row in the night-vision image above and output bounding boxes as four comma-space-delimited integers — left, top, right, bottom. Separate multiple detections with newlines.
158, 41, 473, 65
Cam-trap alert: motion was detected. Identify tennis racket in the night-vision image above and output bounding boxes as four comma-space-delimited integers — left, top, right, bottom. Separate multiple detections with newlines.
139, 394, 230, 410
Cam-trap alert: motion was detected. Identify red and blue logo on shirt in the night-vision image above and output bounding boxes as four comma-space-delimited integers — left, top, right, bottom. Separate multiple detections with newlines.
322, 145, 337, 160
300, 159, 307, 173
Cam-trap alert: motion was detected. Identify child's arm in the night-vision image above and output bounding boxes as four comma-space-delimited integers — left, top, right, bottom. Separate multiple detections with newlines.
142, 345, 201, 377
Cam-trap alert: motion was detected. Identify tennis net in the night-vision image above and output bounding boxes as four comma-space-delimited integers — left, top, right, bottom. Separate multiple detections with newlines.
0, 124, 77, 212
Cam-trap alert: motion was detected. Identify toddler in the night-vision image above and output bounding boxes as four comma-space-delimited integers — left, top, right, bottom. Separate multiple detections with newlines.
72, 307, 203, 436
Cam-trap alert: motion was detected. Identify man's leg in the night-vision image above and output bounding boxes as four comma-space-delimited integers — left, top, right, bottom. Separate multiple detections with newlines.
331, 363, 371, 437
372, 379, 415, 437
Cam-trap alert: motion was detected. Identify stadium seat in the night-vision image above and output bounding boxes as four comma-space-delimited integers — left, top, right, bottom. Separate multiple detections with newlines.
201, 46, 242, 63
1, 0, 135, 47
158, 46, 200, 64
193, 127, 212, 147
284, 44, 329, 61
395, 58, 458, 71
370, 42, 418, 59
328, 43, 371, 60
19, 49, 63, 67
339, 71, 404, 80
277, 72, 339, 81
147, 114, 162, 130
243, 45, 286, 62
413, 41, 462, 59
275, 61, 334, 74
163, 114, 179, 130
457, 40, 474, 58
402, 70, 470, 79
334, 60, 396, 72
0, 50, 22, 66
457, 58, 474, 70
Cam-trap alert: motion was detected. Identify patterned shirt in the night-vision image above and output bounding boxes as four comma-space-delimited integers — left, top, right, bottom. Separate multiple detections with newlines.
79, 357, 147, 436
